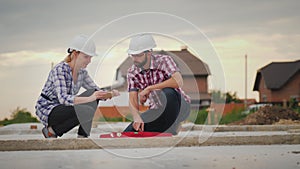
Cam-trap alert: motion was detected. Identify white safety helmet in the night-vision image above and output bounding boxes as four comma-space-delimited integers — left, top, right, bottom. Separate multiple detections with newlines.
68, 34, 97, 56
127, 34, 157, 55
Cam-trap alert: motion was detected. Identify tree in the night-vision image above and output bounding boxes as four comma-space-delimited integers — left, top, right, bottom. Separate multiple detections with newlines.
211, 90, 226, 103
225, 91, 242, 103
211, 90, 242, 103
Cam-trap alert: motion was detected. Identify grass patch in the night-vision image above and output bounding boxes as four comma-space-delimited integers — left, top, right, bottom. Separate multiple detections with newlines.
0, 108, 38, 126
219, 108, 246, 124
187, 109, 208, 124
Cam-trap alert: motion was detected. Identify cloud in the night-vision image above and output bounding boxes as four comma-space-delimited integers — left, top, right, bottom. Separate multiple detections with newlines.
2, 0, 299, 53
0, 50, 68, 86
211, 32, 299, 98
1, 0, 300, 119
0, 50, 64, 67
224, 34, 299, 59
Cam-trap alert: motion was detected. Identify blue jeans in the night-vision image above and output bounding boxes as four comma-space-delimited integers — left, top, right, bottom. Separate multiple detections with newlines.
124, 88, 190, 135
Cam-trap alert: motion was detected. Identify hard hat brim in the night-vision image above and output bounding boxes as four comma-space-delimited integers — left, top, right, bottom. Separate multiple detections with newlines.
127, 47, 154, 55
70, 47, 98, 57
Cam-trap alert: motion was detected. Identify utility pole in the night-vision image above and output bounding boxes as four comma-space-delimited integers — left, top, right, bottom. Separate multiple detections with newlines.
244, 54, 248, 109
51, 62, 54, 69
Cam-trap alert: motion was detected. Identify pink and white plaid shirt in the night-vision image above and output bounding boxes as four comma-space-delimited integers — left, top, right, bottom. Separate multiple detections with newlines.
127, 54, 191, 109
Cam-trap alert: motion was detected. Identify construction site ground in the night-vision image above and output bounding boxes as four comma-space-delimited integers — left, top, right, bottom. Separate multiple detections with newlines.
1, 145, 299, 169
0, 122, 300, 169
231, 106, 300, 125
1, 105, 300, 168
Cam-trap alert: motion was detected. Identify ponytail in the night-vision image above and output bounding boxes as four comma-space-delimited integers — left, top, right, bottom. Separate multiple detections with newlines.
64, 54, 72, 63
64, 48, 73, 63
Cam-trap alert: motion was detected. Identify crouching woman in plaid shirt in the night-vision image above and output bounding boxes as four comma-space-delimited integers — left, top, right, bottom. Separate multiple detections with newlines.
124, 34, 191, 135
35, 35, 119, 138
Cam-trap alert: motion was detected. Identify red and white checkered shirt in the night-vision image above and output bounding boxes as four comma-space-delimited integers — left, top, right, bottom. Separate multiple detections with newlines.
127, 54, 191, 109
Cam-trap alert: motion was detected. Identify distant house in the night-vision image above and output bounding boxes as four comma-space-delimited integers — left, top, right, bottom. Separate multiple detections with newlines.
104, 47, 211, 109
253, 60, 300, 103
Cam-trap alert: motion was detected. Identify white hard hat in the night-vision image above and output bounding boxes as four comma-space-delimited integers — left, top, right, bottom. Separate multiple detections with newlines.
127, 34, 157, 55
69, 34, 97, 56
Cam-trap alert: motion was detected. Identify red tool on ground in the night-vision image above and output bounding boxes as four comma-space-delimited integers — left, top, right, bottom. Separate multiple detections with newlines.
99, 132, 173, 138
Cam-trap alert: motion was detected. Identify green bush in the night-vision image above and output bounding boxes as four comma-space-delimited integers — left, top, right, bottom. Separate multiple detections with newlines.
296, 107, 300, 114
0, 107, 38, 126
187, 109, 208, 124
219, 108, 246, 124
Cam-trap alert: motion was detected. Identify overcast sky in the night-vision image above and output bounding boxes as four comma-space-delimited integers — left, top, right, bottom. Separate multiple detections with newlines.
0, 0, 299, 119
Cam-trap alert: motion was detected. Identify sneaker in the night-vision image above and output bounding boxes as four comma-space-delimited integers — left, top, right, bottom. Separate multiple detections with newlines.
42, 127, 57, 138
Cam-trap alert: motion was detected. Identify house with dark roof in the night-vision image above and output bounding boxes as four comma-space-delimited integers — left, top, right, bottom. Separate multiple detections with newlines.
253, 60, 300, 103
107, 47, 211, 109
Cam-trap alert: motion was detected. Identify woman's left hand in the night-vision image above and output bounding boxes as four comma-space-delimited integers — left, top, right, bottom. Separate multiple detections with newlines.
94, 90, 120, 100
94, 90, 110, 100
111, 90, 120, 97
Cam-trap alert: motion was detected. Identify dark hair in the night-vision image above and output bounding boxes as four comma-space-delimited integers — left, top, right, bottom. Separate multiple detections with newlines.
64, 49, 80, 63
67, 48, 73, 54
65, 48, 74, 63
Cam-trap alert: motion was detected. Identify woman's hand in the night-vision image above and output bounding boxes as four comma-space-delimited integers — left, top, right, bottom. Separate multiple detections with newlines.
111, 90, 120, 97
92, 90, 111, 100
92, 90, 120, 100
75, 90, 117, 105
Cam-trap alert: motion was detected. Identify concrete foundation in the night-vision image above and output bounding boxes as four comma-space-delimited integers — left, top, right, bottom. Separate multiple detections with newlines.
0, 123, 299, 151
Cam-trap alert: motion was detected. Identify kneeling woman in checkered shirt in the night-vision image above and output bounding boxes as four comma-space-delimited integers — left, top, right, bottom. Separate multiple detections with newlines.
35, 35, 119, 138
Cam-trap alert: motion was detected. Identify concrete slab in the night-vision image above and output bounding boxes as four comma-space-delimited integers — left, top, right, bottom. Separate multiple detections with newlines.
1, 132, 299, 151
1, 123, 300, 135
1, 123, 300, 151
1, 145, 300, 169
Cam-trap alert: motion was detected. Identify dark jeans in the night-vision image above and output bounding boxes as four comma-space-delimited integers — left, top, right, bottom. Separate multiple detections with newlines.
124, 88, 190, 135
48, 89, 98, 137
